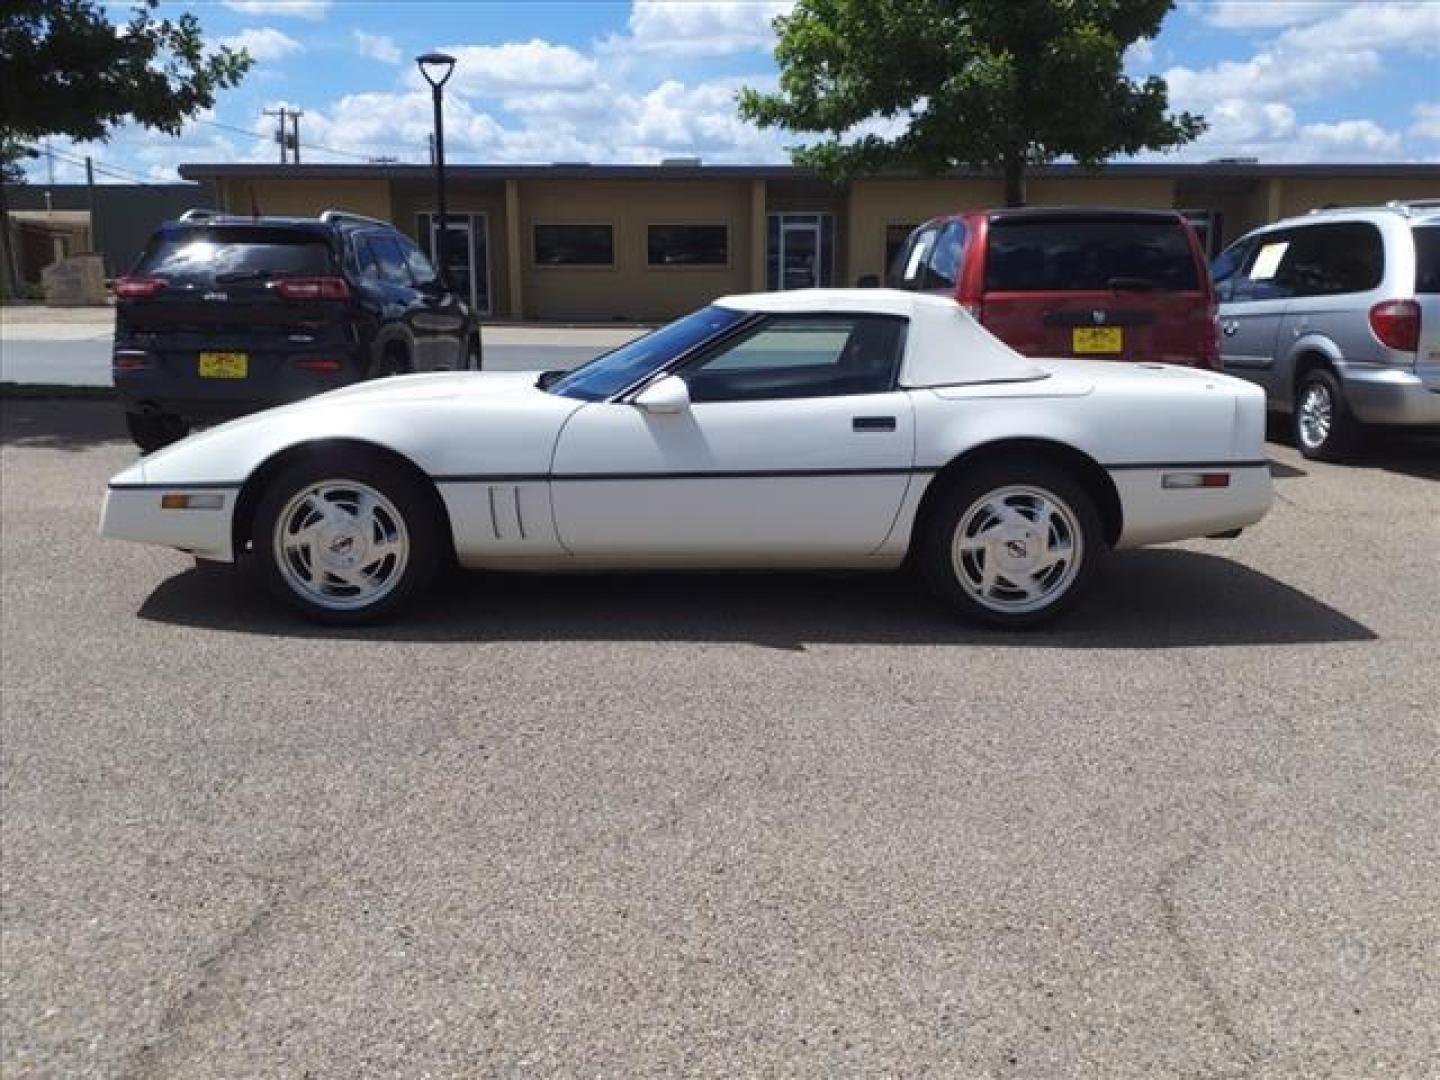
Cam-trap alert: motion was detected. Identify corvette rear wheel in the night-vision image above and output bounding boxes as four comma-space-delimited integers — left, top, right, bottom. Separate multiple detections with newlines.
921, 464, 1101, 629
253, 455, 440, 624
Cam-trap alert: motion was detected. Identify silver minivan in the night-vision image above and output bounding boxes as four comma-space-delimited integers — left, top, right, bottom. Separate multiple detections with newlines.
1212, 201, 1440, 460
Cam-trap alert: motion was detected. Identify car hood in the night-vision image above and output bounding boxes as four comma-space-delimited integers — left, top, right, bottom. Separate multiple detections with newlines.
304, 369, 543, 407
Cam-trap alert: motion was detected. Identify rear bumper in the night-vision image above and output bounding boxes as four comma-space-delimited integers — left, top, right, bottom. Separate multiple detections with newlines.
100, 483, 237, 562
1342, 366, 1440, 427
113, 349, 366, 420
1110, 463, 1272, 549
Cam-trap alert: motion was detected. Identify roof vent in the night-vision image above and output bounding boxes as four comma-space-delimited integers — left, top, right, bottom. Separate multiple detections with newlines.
661, 156, 702, 167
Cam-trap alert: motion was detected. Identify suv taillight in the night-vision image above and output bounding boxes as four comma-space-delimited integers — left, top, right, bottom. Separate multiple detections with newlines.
1197, 305, 1223, 370
275, 276, 350, 300
112, 276, 167, 299
1369, 300, 1420, 352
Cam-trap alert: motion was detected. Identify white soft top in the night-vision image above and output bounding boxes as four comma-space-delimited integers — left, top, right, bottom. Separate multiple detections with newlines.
714, 288, 1048, 388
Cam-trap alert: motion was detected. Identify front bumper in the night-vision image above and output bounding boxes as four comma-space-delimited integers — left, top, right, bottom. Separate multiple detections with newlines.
1343, 366, 1440, 427
100, 482, 238, 562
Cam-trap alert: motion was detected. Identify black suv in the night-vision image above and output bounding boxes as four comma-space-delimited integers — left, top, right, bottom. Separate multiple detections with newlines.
113, 208, 479, 452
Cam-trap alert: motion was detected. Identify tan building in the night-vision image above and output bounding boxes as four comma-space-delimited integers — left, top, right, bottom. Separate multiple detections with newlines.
178, 161, 1440, 322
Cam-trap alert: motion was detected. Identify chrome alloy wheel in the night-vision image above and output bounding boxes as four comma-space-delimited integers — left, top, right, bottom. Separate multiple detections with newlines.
272, 480, 410, 611
951, 485, 1084, 615
1298, 381, 1333, 451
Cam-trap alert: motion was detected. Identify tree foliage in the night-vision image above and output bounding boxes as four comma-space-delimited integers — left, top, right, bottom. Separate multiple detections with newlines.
0, 0, 251, 154
738, 0, 1204, 205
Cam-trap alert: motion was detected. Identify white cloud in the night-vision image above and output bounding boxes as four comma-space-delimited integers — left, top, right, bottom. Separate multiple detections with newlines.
1163, 48, 1381, 111
1277, 1, 1440, 53
222, 0, 330, 20
220, 27, 302, 63
608, 0, 793, 56
417, 40, 599, 97
353, 30, 402, 65
1410, 102, 1440, 141
1191, 1, 1333, 29
1123, 37, 1155, 69
1295, 119, 1403, 156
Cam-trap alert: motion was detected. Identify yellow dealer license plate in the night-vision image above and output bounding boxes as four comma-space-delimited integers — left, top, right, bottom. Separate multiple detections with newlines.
1072, 327, 1123, 354
198, 352, 248, 379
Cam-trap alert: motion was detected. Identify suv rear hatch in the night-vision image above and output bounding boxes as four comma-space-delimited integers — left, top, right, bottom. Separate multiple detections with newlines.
115, 224, 354, 406
977, 212, 1216, 367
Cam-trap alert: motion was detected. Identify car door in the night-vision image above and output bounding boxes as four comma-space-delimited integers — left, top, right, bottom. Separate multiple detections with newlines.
550, 313, 915, 559
1216, 231, 1294, 398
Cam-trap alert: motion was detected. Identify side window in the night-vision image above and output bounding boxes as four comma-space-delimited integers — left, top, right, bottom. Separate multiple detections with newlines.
367, 234, 413, 287
893, 227, 938, 290
1210, 239, 1252, 302
397, 235, 438, 286
1231, 231, 1297, 302
352, 236, 382, 283
1275, 222, 1384, 297
682, 315, 907, 403
923, 221, 967, 291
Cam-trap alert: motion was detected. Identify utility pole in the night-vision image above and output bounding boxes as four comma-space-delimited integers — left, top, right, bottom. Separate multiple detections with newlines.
288, 110, 304, 165
84, 156, 102, 269
264, 108, 288, 164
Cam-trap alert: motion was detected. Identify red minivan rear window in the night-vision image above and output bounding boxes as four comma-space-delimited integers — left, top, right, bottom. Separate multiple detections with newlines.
985, 218, 1200, 292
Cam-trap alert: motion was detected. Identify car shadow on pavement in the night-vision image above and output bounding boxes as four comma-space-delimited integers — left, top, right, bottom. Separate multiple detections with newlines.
0, 398, 127, 451
137, 548, 1376, 650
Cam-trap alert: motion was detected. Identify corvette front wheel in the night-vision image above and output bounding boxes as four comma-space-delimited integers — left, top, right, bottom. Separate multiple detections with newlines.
252, 455, 440, 624
921, 464, 1102, 629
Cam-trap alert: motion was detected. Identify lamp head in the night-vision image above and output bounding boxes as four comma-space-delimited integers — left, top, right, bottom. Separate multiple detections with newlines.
416, 51, 456, 89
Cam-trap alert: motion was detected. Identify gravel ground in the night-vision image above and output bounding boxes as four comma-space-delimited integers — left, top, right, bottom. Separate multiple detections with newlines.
2, 399, 1437, 1079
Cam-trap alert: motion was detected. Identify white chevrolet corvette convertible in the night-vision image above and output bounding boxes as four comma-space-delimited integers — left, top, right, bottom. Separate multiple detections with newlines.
102, 290, 1272, 627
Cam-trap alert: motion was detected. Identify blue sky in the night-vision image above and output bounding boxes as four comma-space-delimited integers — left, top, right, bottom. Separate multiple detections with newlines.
29, 0, 1440, 184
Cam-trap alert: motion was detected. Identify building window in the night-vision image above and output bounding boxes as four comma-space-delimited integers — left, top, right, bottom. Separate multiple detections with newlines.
885, 223, 917, 279
647, 224, 729, 267
534, 223, 613, 267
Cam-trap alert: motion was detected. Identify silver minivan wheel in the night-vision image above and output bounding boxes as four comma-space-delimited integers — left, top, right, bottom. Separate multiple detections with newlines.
950, 484, 1085, 615
1297, 380, 1333, 451
272, 480, 410, 612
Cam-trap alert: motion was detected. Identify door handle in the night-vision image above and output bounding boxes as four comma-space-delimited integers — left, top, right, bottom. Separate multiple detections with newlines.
853, 416, 896, 432
1221, 320, 1239, 336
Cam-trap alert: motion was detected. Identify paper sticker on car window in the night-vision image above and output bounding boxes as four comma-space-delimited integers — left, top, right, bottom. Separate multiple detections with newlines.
904, 236, 933, 281
1249, 241, 1289, 281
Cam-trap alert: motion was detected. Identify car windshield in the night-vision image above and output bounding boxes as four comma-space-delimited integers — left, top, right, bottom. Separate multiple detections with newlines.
134, 227, 335, 285
545, 305, 748, 401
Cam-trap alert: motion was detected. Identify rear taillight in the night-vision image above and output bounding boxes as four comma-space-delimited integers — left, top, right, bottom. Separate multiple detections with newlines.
112, 276, 166, 299
1197, 305, 1223, 370
275, 276, 350, 301
294, 358, 342, 373
112, 351, 149, 371
1368, 300, 1420, 352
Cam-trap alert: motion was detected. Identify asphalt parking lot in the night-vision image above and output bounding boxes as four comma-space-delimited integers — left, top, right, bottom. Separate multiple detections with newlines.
2, 399, 1437, 1078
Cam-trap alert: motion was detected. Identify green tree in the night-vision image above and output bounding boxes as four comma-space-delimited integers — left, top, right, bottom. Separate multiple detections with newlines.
1, 0, 251, 289
739, 0, 1204, 206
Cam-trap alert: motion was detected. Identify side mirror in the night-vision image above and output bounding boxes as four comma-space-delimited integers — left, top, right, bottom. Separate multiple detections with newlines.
633, 375, 690, 414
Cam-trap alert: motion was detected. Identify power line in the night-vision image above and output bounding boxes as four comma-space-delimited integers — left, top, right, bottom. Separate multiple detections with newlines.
187, 114, 423, 162
27, 143, 156, 186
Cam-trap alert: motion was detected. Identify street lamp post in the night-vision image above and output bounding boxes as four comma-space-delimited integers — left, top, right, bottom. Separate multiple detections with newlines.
415, 51, 477, 366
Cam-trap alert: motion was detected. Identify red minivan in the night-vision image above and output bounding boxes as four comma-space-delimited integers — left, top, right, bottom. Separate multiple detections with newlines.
888, 208, 1220, 368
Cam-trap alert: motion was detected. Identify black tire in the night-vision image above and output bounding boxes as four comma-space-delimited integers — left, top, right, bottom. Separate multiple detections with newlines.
919, 462, 1103, 630
1293, 367, 1361, 461
251, 453, 441, 624
125, 411, 189, 455
370, 345, 410, 379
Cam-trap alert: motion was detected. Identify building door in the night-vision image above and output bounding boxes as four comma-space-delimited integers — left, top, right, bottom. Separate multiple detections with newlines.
767, 213, 834, 291
418, 211, 491, 315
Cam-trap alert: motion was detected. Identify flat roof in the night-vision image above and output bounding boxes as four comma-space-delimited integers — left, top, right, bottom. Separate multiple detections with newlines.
178, 161, 1440, 183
